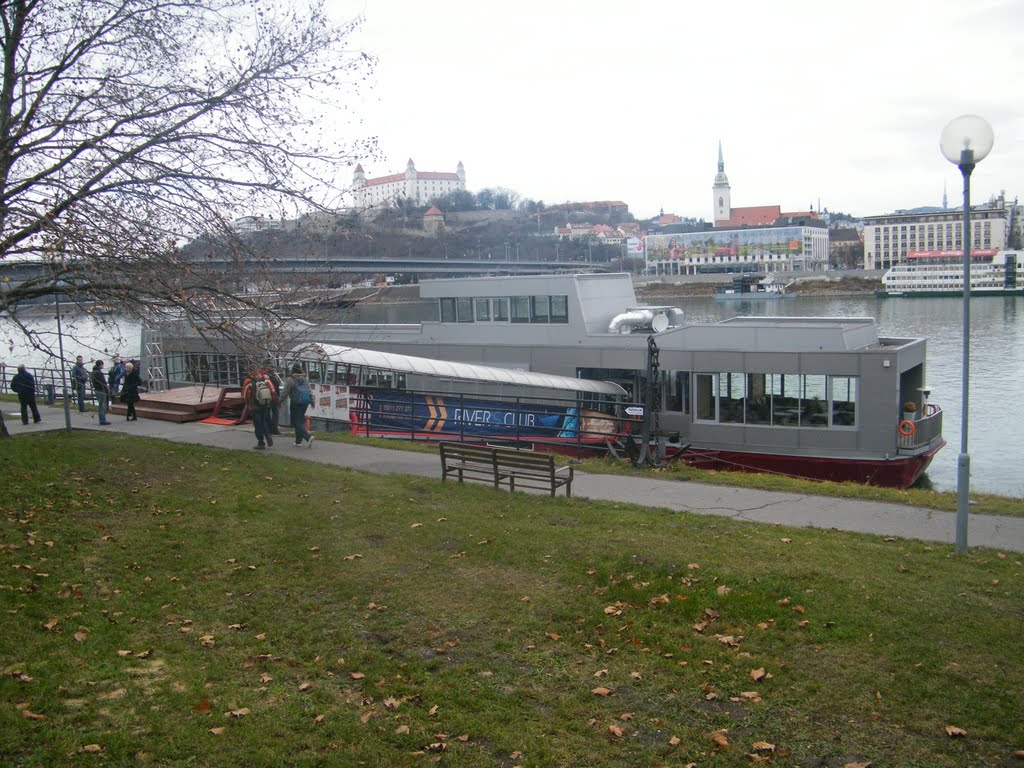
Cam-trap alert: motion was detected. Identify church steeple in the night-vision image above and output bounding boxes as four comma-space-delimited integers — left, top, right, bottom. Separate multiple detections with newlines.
713, 141, 731, 226
943, 181, 948, 210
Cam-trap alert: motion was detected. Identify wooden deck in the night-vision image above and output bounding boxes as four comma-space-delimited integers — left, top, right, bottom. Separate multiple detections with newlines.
108, 385, 245, 423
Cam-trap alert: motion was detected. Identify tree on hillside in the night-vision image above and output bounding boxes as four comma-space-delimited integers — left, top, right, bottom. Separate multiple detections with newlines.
0, 0, 375, 365
429, 189, 475, 212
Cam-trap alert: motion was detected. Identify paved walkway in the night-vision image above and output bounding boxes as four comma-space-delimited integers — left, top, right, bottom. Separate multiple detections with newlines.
5, 406, 1024, 553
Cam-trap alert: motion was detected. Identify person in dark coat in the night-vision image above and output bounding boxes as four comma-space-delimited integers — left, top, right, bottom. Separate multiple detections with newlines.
107, 355, 126, 397
279, 363, 314, 447
90, 359, 112, 425
260, 358, 284, 436
10, 364, 42, 424
120, 361, 142, 421
71, 355, 88, 412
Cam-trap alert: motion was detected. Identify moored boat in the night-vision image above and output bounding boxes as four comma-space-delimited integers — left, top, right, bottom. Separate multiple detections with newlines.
153, 273, 945, 487
877, 249, 1023, 297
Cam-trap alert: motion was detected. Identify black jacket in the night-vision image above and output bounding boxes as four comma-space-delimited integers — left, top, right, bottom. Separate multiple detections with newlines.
11, 370, 35, 398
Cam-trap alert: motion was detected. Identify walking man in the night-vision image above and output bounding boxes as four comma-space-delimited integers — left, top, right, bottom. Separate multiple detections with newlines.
260, 358, 284, 436
242, 365, 277, 449
71, 355, 89, 412
10, 364, 42, 424
91, 359, 112, 425
280, 363, 315, 448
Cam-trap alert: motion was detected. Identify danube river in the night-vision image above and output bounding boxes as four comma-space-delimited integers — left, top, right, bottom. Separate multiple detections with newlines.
3, 294, 1022, 497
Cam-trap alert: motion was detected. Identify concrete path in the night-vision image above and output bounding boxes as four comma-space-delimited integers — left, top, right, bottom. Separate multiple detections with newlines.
5, 406, 1023, 553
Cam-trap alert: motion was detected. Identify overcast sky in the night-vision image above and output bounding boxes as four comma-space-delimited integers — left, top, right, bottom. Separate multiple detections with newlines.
326, 0, 1022, 221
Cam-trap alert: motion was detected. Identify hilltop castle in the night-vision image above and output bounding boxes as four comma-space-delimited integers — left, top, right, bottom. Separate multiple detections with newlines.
352, 159, 466, 212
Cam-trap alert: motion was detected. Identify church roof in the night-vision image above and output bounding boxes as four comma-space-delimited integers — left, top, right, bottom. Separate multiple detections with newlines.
716, 205, 781, 227
424, 206, 444, 217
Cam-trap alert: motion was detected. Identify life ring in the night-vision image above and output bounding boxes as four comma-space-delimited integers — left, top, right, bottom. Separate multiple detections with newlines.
924, 403, 938, 416
898, 420, 915, 437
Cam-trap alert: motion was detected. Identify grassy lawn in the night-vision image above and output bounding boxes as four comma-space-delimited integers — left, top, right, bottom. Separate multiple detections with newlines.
1, 431, 1022, 767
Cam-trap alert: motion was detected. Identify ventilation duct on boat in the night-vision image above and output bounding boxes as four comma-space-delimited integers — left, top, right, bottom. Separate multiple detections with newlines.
607, 307, 683, 334
608, 309, 656, 334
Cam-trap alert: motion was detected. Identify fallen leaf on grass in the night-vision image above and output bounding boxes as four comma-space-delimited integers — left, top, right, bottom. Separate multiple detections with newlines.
79, 744, 104, 753
343, 554, 363, 561
395, 724, 410, 734
259, 673, 272, 683
842, 763, 872, 768
752, 740, 775, 752
608, 724, 623, 738
711, 729, 729, 748
945, 725, 967, 738
591, 687, 613, 697
716, 585, 732, 596
298, 682, 313, 692
73, 629, 89, 642
669, 735, 681, 746
42, 617, 59, 631
22, 710, 46, 720
383, 696, 401, 709
547, 632, 560, 641
208, 727, 225, 735
225, 708, 251, 718
750, 667, 767, 681
350, 672, 365, 680
313, 714, 325, 724
192, 699, 211, 714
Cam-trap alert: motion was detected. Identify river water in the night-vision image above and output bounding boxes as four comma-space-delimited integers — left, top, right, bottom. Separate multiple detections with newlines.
3, 295, 1022, 497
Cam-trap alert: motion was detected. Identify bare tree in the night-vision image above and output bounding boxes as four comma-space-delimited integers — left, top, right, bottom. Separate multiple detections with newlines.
0, 0, 376, 363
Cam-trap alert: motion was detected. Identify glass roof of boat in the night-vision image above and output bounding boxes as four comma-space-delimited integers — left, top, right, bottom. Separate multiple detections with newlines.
310, 344, 628, 397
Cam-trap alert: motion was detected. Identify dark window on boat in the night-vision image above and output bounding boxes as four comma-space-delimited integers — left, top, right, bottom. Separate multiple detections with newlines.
456, 298, 473, 323
440, 298, 456, 323
551, 295, 569, 323
771, 374, 801, 426
718, 372, 745, 424
511, 296, 531, 323
695, 374, 716, 421
664, 370, 689, 414
474, 298, 491, 321
531, 295, 550, 323
745, 373, 770, 425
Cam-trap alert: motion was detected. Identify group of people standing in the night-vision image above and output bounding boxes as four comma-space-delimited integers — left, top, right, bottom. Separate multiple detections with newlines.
10, 353, 143, 426
241, 359, 315, 450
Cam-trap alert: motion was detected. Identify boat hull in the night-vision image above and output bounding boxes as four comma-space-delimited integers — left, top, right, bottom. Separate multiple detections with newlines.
680, 442, 944, 488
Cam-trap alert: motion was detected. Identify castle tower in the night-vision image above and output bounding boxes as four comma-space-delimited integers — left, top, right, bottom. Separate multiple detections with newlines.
713, 141, 731, 226
457, 160, 466, 186
405, 158, 417, 201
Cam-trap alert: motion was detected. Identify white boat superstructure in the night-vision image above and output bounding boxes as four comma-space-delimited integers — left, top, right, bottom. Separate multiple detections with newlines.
880, 249, 1023, 297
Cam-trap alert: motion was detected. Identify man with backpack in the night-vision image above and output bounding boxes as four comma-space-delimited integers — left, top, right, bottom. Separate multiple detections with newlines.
242, 365, 277, 449
260, 358, 284, 436
279, 363, 315, 448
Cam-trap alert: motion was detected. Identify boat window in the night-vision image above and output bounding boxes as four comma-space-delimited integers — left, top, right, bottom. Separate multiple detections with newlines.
800, 374, 828, 427
440, 298, 456, 323
718, 372, 745, 423
551, 295, 569, 323
771, 374, 801, 426
511, 296, 531, 323
456, 298, 473, 323
492, 297, 509, 322
695, 373, 716, 421
531, 295, 550, 323
474, 298, 491, 322
745, 373, 770, 425
664, 370, 689, 414
830, 376, 857, 426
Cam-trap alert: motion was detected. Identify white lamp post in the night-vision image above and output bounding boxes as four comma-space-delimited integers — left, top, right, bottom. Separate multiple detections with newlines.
940, 115, 994, 554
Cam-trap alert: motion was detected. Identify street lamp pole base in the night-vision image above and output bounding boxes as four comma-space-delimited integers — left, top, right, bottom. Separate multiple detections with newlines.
956, 452, 970, 552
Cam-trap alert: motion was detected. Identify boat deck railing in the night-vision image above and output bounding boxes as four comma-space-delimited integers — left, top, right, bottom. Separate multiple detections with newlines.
897, 406, 942, 450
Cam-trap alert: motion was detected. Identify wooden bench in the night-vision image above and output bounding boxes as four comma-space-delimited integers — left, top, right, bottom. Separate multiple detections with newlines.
438, 441, 573, 497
